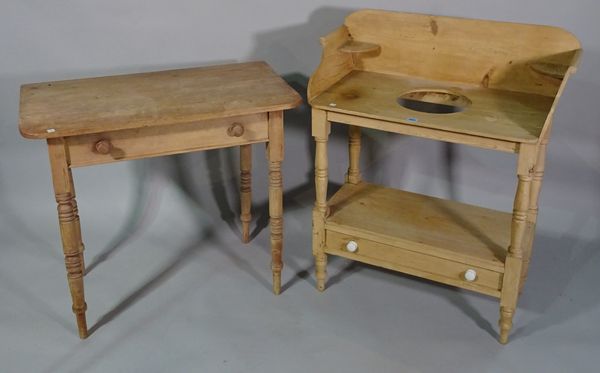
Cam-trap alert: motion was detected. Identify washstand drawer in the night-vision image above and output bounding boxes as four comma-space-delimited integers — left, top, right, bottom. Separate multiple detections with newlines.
324, 230, 503, 296
66, 113, 268, 167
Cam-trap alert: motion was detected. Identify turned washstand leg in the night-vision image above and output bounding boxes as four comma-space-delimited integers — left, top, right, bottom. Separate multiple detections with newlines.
346, 125, 362, 184
240, 144, 252, 244
499, 143, 536, 344
520, 138, 548, 291
69, 171, 85, 274
267, 111, 284, 294
48, 138, 88, 339
312, 109, 331, 291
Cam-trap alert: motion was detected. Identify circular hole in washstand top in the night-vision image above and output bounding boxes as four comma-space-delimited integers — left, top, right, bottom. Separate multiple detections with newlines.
397, 89, 471, 114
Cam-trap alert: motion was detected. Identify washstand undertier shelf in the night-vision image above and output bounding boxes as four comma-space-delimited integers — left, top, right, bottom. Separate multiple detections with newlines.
325, 182, 523, 297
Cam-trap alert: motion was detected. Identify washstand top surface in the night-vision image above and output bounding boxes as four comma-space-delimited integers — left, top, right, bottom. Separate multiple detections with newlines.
309, 10, 581, 144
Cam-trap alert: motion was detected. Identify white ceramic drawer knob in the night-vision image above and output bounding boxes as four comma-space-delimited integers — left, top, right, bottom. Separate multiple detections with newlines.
464, 269, 477, 282
346, 240, 358, 253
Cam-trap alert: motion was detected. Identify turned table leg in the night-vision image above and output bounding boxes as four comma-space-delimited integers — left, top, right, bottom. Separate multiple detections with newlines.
499, 143, 536, 344
520, 139, 548, 291
69, 170, 85, 274
346, 125, 362, 185
240, 144, 252, 244
312, 109, 331, 292
47, 138, 88, 339
268, 111, 284, 294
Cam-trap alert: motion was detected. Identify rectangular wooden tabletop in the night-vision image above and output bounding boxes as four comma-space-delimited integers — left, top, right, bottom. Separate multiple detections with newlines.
20, 61, 302, 139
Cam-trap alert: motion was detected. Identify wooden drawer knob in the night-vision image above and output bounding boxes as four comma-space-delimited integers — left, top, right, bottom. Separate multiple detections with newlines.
94, 139, 112, 154
227, 122, 245, 137
345, 240, 358, 253
464, 269, 477, 282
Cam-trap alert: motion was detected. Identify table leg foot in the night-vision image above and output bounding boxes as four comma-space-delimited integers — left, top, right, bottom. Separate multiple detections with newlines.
272, 270, 282, 295
242, 227, 250, 244
498, 306, 514, 344
315, 253, 327, 292
74, 305, 89, 339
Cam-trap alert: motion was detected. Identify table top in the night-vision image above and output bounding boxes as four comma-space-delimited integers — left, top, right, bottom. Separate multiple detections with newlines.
311, 70, 555, 143
20, 61, 302, 139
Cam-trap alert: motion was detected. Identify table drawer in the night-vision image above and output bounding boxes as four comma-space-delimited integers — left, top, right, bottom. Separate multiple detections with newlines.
324, 230, 503, 296
66, 113, 268, 167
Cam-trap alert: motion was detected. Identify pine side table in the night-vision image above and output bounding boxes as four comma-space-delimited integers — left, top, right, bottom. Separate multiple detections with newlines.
19, 61, 302, 338
308, 10, 580, 343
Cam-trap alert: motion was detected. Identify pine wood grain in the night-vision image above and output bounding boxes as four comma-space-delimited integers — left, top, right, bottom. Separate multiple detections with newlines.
20, 61, 301, 139
338, 40, 380, 54
312, 108, 330, 291
312, 70, 554, 143
47, 138, 88, 338
345, 126, 362, 184
240, 144, 252, 244
325, 231, 503, 297
326, 182, 511, 271
345, 10, 580, 97
307, 27, 354, 102
66, 114, 267, 167
328, 111, 518, 153
268, 111, 284, 295
499, 143, 537, 343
